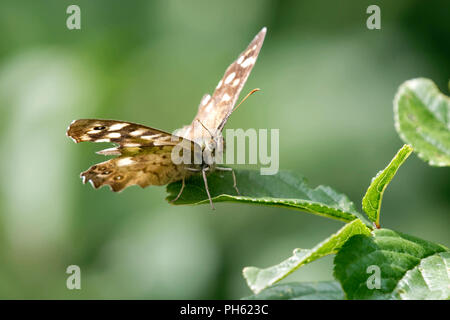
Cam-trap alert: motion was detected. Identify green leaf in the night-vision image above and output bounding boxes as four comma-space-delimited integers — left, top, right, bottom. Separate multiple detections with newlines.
393, 252, 450, 300
394, 78, 450, 166
243, 281, 345, 300
167, 169, 368, 223
333, 229, 449, 300
362, 144, 413, 227
243, 219, 371, 294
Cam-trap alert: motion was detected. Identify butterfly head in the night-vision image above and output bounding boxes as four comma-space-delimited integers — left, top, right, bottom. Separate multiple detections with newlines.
197, 133, 222, 168
196, 119, 221, 153
193, 119, 224, 166
205, 134, 224, 153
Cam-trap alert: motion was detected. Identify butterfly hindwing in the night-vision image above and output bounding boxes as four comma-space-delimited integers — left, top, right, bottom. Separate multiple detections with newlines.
81, 146, 190, 191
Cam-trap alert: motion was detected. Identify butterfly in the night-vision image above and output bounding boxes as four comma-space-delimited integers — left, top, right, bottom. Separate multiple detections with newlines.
67, 27, 267, 209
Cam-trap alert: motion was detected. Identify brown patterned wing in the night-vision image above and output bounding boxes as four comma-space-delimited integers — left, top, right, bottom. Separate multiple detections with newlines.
67, 119, 180, 153
67, 119, 198, 191
177, 27, 266, 141
81, 146, 190, 191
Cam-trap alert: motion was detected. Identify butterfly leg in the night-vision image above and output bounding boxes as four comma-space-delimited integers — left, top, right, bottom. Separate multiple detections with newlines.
216, 166, 240, 195
170, 177, 185, 203
202, 167, 215, 210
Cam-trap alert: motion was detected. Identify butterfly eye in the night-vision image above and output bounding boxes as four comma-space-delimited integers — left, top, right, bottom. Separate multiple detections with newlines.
114, 175, 123, 180
94, 126, 106, 130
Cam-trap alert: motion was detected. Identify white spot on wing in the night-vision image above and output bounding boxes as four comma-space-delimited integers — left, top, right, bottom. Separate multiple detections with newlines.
241, 56, 256, 68
130, 129, 146, 136
237, 55, 244, 65
117, 157, 134, 166
232, 78, 240, 87
96, 147, 120, 155
205, 101, 213, 112
96, 138, 111, 143
224, 72, 236, 84
222, 93, 231, 102
201, 95, 211, 106
141, 134, 161, 140
107, 132, 121, 138
123, 143, 141, 147
108, 123, 129, 131
158, 136, 171, 141
87, 129, 101, 134
216, 79, 223, 89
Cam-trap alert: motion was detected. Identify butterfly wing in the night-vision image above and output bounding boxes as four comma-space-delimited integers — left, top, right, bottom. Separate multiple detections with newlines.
80, 146, 191, 191
177, 27, 266, 141
67, 119, 198, 191
67, 119, 180, 150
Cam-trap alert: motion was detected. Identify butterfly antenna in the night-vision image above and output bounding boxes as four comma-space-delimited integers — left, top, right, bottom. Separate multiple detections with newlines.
233, 88, 260, 113
217, 88, 260, 132
196, 119, 214, 138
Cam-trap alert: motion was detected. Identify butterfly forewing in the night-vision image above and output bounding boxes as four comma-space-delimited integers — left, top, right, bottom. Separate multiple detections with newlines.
67, 119, 179, 150
67, 119, 199, 191
179, 27, 266, 141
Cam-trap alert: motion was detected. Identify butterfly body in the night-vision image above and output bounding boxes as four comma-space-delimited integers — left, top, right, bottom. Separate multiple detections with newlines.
67, 27, 267, 208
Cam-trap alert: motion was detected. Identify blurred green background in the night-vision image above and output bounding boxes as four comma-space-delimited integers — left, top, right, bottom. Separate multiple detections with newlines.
0, 0, 448, 299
